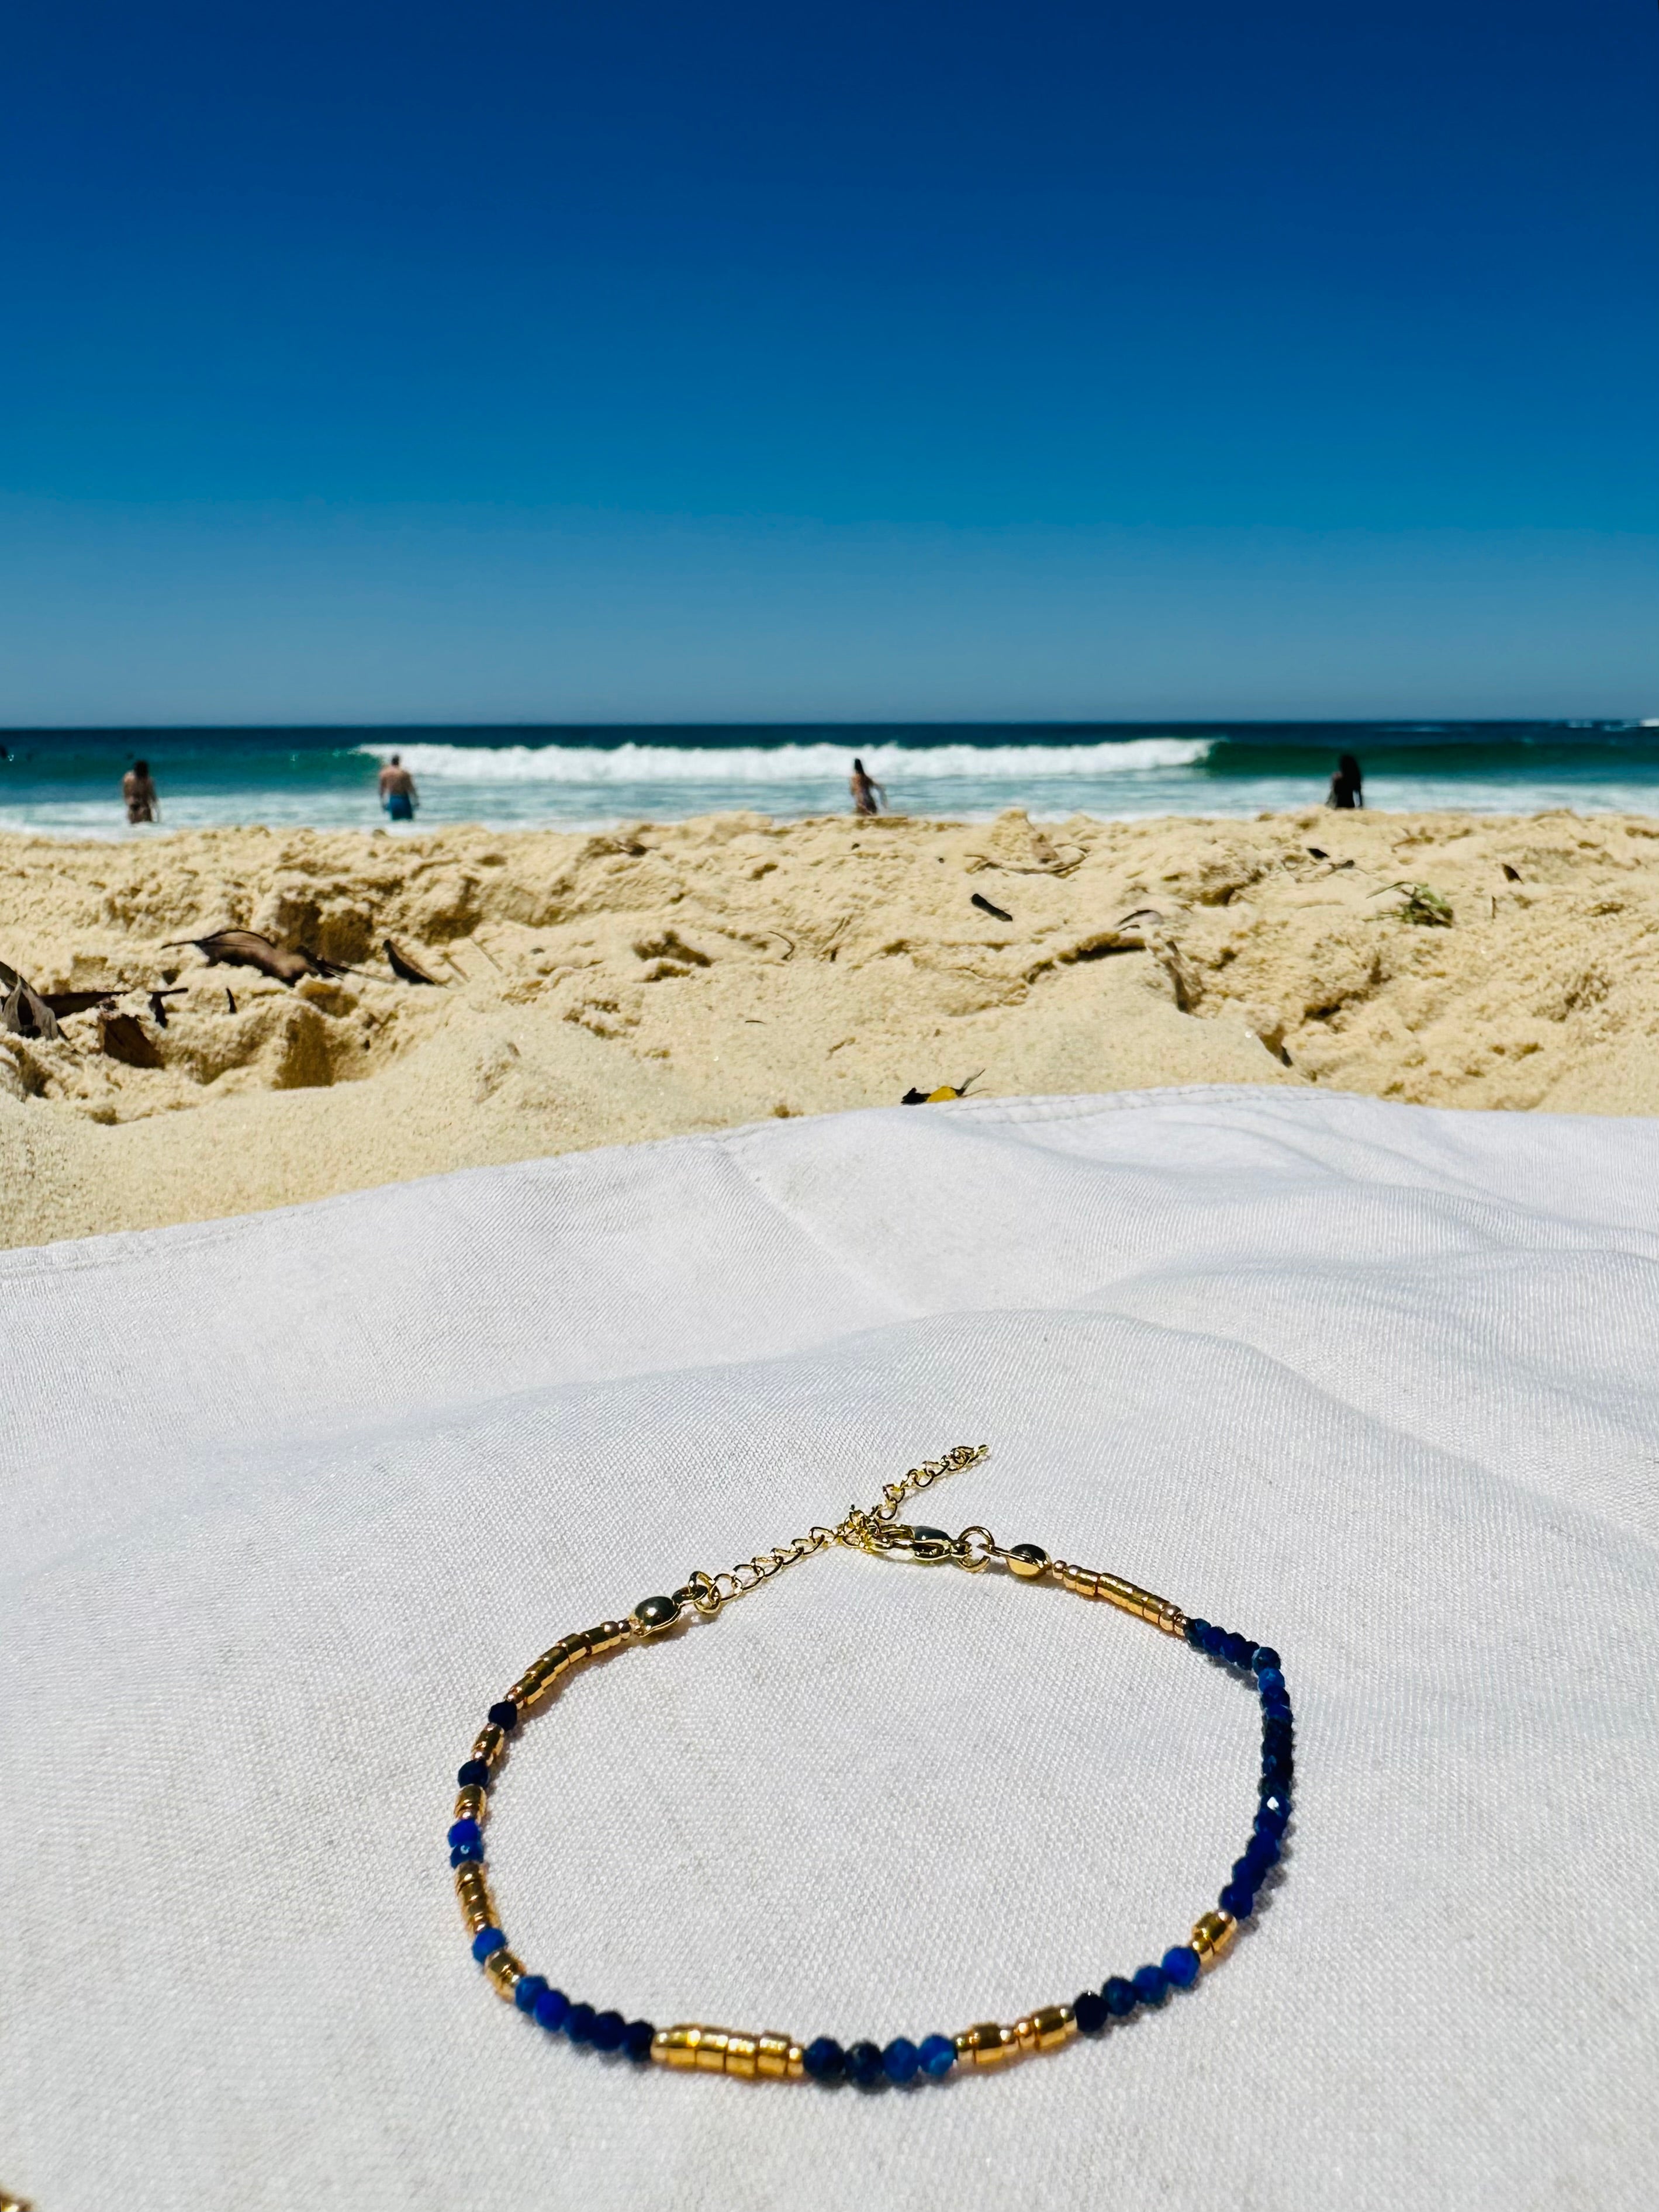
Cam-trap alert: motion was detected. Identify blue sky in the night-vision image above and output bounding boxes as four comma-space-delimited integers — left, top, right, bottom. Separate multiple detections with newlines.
2, 0, 1654, 722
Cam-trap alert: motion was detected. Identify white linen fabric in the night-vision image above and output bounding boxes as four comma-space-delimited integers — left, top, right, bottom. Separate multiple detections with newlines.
3, 1085, 1657, 2212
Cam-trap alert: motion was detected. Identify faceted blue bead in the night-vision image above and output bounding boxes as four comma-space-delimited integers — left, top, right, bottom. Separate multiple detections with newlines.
471, 1927, 506, 1962
457, 1760, 492, 1790
883, 2037, 921, 2085
448, 1818, 482, 1850
1200, 1623, 1228, 1658
1223, 1631, 1253, 1668
1259, 1784, 1292, 1823
1104, 1975, 1138, 2017
1262, 1696, 1293, 1723
1255, 1803, 1288, 1841
1233, 1855, 1260, 1886
845, 2041, 886, 2089
534, 1986, 571, 2033
1251, 1647, 1281, 1676
487, 1699, 519, 1733
1219, 1881, 1254, 1920
1262, 1750, 1292, 1785
1132, 1964, 1169, 2006
1245, 1840, 1280, 1883
623, 2019, 655, 2063
1162, 1946, 1201, 1989
515, 1974, 547, 2014
1074, 1990, 1109, 2036
565, 2002, 597, 2044
803, 2037, 845, 2082
590, 2010, 625, 2053
1256, 1667, 1286, 1697
918, 2032, 957, 2079
449, 1841, 483, 1865
1186, 1618, 1210, 1649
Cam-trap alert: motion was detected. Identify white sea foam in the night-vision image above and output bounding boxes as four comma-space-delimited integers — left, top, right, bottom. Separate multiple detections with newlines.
349, 737, 1213, 783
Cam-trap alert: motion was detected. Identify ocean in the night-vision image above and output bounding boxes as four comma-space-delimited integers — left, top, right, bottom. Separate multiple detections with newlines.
2, 722, 1656, 837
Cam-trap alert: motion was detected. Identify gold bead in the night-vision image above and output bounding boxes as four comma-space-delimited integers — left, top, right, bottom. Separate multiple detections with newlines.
652, 2024, 699, 2069
453, 1785, 488, 1824
1031, 2004, 1076, 2050
1191, 1909, 1236, 1964
694, 2028, 731, 2073
756, 2033, 794, 2079
1, 2190, 34, 2212
483, 1948, 523, 1998
471, 1723, 504, 1765
1006, 1544, 1049, 1579
724, 2032, 759, 2079
956, 2020, 1019, 2068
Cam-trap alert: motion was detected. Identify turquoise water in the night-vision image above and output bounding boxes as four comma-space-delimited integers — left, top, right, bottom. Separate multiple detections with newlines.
2, 722, 1656, 836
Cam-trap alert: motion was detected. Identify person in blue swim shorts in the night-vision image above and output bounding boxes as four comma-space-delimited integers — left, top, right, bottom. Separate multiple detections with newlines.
378, 753, 419, 822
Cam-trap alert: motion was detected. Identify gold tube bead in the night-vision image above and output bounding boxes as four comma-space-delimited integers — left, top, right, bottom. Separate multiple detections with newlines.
582, 1620, 630, 1656
1031, 2004, 1076, 2052
471, 1723, 505, 1766
453, 1784, 488, 1825
723, 2032, 759, 2079
1191, 1909, 1236, 1964
483, 1948, 524, 1999
756, 2033, 803, 2081
694, 2030, 731, 2073
956, 2020, 1019, 2069
1, 2191, 34, 2212
652, 2024, 700, 2070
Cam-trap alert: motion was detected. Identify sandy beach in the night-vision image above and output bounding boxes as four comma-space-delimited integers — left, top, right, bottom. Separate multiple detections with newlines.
4, 804, 1657, 1249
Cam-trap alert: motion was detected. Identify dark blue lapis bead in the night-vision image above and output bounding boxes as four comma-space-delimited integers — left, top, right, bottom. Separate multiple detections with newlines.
883, 2037, 921, 2085
1248, 1824, 1282, 1863
1255, 1802, 1288, 1841
487, 1699, 519, 1733
565, 2002, 597, 2044
1256, 1667, 1286, 1697
1261, 1750, 1293, 1786
448, 1817, 482, 1850
1200, 1623, 1228, 1659
1162, 1945, 1201, 1989
1185, 1617, 1210, 1649
590, 2010, 626, 2053
1219, 1881, 1254, 1920
1132, 1964, 1169, 2006
457, 1759, 492, 1790
918, 2033, 956, 2079
1259, 1783, 1292, 1824
1103, 1975, 1138, 2017
534, 1985, 571, 2033
1074, 1989, 1109, 2036
1223, 1631, 1254, 1668
1263, 1730, 1293, 1762
514, 1974, 547, 2014
472, 1926, 506, 1962
449, 1841, 483, 1866
1262, 1687, 1292, 1715
845, 2041, 886, 2089
803, 2036, 845, 2082
1251, 1646, 1281, 1676
623, 2019, 655, 2062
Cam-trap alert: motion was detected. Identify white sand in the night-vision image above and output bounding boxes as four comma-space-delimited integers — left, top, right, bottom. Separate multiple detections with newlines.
4, 805, 1657, 1249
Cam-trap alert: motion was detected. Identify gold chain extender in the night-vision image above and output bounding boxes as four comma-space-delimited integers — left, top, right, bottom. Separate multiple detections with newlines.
450, 1443, 1276, 2086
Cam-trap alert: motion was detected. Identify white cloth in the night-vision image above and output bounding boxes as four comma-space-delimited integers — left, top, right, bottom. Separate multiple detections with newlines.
4, 1086, 1657, 2212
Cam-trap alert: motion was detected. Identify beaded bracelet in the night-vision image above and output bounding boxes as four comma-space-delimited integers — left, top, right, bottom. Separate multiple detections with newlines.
447, 1444, 1292, 2088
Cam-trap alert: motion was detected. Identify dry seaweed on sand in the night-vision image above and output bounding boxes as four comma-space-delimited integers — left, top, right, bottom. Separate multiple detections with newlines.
147, 988, 187, 1029
42, 988, 122, 1018
384, 937, 445, 985
98, 1010, 164, 1068
1, 965, 63, 1041
970, 892, 1014, 922
161, 929, 350, 985
1371, 882, 1455, 927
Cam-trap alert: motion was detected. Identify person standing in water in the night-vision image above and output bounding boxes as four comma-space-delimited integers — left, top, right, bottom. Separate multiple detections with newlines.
123, 759, 159, 823
849, 756, 887, 815
1326, 752, 1364, 809
378, 753, 420, 822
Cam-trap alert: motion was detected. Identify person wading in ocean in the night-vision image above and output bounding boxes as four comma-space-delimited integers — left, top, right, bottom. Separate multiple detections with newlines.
123, 759, 160, 823
1326, 753, 1364, 809
378, 753, 420, 822
849, 756, 887, 816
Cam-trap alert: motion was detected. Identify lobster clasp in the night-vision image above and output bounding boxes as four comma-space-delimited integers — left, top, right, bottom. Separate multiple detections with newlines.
869, 1522, 960, 1564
